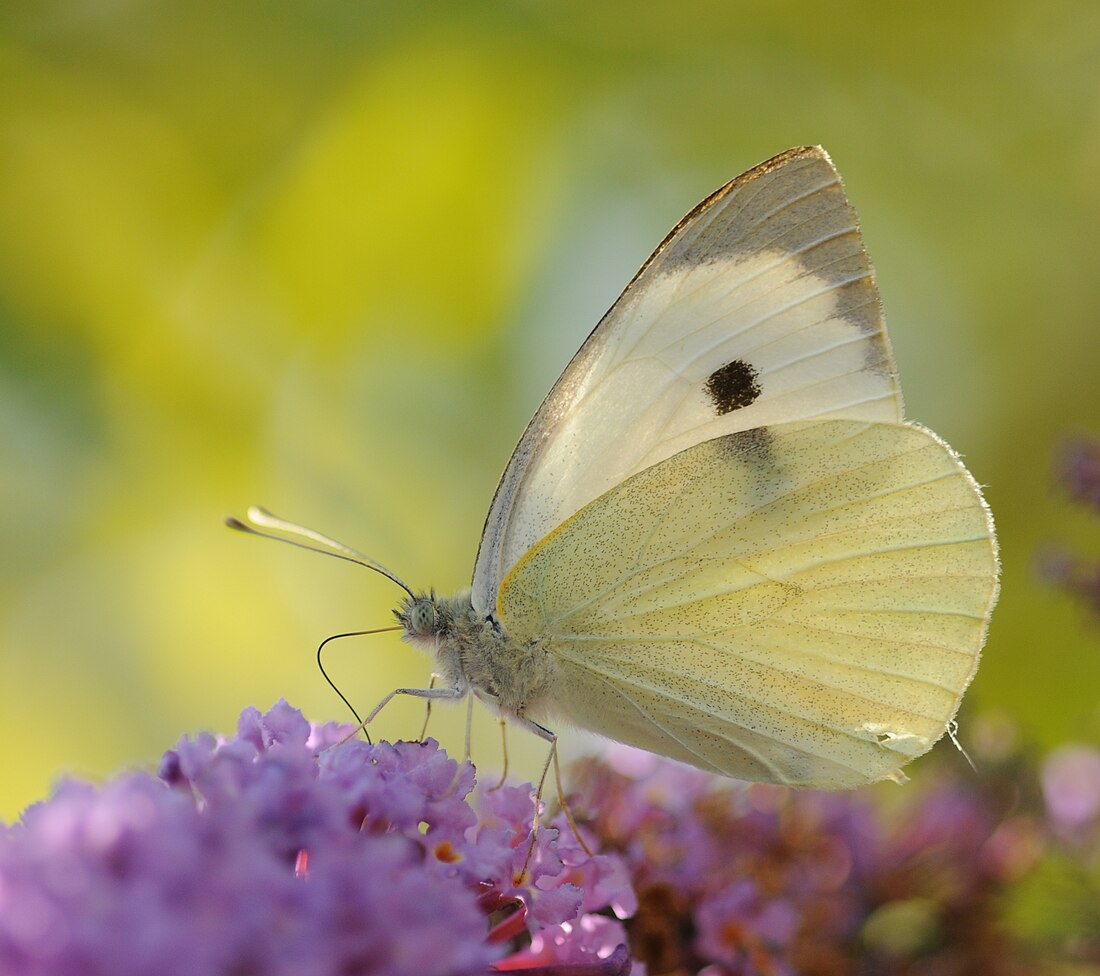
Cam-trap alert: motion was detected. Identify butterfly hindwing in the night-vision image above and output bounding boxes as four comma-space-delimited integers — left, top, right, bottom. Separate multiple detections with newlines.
496, 419, 998, 788
473, 146, 902, 613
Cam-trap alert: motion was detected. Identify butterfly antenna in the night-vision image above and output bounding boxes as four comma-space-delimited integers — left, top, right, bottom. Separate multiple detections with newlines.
316, 628, 403, 730
226, 505, 415, 598
227, 506, 414, 735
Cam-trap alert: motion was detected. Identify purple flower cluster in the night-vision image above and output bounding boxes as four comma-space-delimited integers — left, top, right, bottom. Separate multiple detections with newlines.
0, 703, 634, 976
567, 742, 1100, 975
1040, 435, 1100, 616
5, 701, 1099, 975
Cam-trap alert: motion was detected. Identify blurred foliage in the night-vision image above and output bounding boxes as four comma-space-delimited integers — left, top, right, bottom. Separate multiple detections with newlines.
1, 0, 1098, 877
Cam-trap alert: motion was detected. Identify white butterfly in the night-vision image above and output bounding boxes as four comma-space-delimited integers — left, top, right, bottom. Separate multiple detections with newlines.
238, 146, 999, 790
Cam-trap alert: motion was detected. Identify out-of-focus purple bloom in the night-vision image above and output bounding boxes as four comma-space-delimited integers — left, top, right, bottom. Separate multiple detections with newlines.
568, 742, 1087, 976
1041, 744, 1100, 833
1038, 549, 1100, 618
1041, 434, 1100, 616
1058, 437, 1100, 512
0, 702, 635, 976
695, 881, 798, 974
514, 919, 638, 972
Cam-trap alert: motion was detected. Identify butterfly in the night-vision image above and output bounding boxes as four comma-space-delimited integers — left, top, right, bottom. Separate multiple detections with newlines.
234, 146, 999, 790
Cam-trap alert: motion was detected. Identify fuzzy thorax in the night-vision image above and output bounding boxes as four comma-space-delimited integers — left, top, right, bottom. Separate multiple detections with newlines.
395, 592, 554, 720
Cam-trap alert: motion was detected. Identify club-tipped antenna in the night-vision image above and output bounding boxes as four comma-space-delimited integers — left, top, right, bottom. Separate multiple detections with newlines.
226, 505, 415, 599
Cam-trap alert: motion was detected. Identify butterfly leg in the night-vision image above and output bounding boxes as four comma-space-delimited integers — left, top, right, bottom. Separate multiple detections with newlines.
509, 716, 593, 878
488, 718, 509, 791
470, 690, 510, 790
553, 740, 592, 858
330, 684, 467, 749
417, 673, 442, 741
464, 692, 474, 763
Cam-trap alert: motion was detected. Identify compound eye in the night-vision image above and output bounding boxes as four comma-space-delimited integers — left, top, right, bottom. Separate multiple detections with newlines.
410, 600, 436, 634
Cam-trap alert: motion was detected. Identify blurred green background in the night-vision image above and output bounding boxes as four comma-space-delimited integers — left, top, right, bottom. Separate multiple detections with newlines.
2, 1, 1099, 820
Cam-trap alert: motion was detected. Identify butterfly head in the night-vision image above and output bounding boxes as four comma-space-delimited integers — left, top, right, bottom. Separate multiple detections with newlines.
394, 590, 492, 701
395, 592, 439, 642
389, 589, 435, 646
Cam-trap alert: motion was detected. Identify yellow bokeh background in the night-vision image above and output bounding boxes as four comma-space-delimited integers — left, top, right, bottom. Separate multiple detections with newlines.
2, 1, 1099, 819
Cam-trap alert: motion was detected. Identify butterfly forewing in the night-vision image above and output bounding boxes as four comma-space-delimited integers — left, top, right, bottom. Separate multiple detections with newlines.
473, 146, 902, 614
496, 419, 998, 789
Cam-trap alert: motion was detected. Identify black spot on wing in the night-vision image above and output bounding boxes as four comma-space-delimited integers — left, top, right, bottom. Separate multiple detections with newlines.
705, 359, 761, 415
